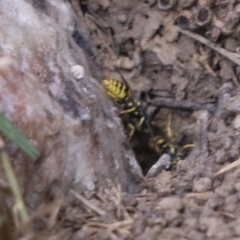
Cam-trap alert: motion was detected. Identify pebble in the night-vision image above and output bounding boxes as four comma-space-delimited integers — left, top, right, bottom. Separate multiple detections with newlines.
236, 191, 240, 200
225, 37, 238, 52
184, 217, 198, 229
207, 193, 224, 209
215, 183, 234, 198
193, 177, 212, 192
229, 144, 240, 159
98, 0, 110, 9
200, 217, 232, 239
233, 114, 240, 129
165, 209, 180, 223
137, 226, 161, 240
116, 56, 136, 70
131, 218, 145, 236
117, 13, 128, 24
161, 227, 183, 238
224, 194, 238, 213
187, 230, 205, 240
158, 196, 183, 211
234, 182, 240, 192
215, 149, 226, 164
233, 217, 240, 236
224, 136, 232, 150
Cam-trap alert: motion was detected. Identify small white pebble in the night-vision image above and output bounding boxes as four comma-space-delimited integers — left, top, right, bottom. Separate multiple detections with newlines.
233, 114, 240, 129
71, 65, 85, 79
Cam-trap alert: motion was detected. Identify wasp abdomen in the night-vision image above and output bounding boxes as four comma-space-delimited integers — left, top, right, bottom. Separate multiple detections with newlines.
103, 79, 132, 101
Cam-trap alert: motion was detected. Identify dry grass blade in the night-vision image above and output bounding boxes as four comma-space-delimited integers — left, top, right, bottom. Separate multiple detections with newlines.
177, 27, 240, 67
87, 219, 133, 231
86, 220, 132, 240
70, 190, 106, 216
1, 150, 29, 224
111, 185, 123, 220
111, 185, 132, 221
23, 199, 64, 231
185, 192, 210, 200
107, 219, 133, 232
216, 158, 240, 176
219, 211, 236, 219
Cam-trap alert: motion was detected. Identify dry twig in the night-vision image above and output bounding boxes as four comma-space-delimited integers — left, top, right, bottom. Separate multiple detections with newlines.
178, 27, 240, 66
0, 148, 29, 224
181, 28, 240, 85
111, 185, 131, 221
87, 219, 133, 232
111, 185, 123, 220
184, 192, 210, 200
70, 190, 106, 216
216, 158, 240, 176
150, 98, 216, 112
219, 211, 236, 219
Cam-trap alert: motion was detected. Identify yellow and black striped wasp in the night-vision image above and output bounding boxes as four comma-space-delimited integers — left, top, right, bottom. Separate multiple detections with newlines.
103, 78, 194, 170
103, 78, 147, 139
149, 135, 182, 170
149, 113, 195, 170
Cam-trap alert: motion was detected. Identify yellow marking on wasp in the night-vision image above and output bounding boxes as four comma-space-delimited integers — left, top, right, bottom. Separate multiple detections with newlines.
149, 112, 195, 169
103, 79, 132, 102
182, 144, 195, 149
103, 78, 145, 139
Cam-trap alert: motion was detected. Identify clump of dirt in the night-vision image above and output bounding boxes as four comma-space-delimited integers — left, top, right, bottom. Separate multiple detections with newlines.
11, 0, 240, 239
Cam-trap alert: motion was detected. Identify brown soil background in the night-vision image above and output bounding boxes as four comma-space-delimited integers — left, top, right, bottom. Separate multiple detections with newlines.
12, 0, 240, 239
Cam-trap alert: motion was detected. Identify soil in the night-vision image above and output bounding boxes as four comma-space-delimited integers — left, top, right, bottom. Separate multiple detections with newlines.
21, 0, 240, 239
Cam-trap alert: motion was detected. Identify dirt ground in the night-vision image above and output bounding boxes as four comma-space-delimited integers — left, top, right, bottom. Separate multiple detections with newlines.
18, 0, 240, 239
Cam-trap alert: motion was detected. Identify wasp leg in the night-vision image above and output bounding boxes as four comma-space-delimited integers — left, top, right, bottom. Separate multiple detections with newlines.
128, 123, 135, 140
182, 144, 195, 150
149, 136, 166, 154
119, 107, 137, 114
166, 111, 173, 140
138, 116, 145, 129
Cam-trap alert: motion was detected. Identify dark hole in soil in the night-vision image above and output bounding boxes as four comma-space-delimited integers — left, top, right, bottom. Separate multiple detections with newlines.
108, 27, 115, 37
119, 37, 135, 56
175, 16, 190, 30
128, 105, 195, 175
160, 0, 171, 6
78, 0, 88, 15
198, 8, 209, 22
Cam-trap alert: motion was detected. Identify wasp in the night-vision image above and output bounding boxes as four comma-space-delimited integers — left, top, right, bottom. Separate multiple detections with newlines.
103, 79, 146, 139
149, 113, 195, 170
149, 136, 182, 170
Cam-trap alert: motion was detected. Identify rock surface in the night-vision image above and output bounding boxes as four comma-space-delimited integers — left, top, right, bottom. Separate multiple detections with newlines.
0, 0, 142, 207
